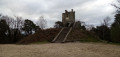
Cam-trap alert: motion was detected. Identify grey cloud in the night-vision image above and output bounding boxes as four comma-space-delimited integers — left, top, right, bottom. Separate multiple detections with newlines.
0, 0, 116, 28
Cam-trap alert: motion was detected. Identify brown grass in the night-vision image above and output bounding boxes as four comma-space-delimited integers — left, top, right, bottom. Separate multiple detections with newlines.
18, 28, 60, 44
0, 42, 120, 57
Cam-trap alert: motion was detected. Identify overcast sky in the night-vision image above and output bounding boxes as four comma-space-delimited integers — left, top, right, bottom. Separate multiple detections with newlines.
0, 0, 117, 28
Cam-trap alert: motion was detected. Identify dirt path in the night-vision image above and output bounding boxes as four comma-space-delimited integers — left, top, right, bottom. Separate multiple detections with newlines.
0, 42, 120, 57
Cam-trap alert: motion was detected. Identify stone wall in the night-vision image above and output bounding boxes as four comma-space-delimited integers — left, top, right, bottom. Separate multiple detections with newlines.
62, 9, 75, 27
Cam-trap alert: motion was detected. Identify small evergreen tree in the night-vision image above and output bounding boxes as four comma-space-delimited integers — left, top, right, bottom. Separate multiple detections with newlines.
0, 19, 10, 43
111, 0, 120, 42
22, 19, 39, 35
111, 14, 120, 42
54, 21, 63, 28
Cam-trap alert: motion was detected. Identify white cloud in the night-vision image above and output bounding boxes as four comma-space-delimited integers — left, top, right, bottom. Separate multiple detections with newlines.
0, 0, 116, 28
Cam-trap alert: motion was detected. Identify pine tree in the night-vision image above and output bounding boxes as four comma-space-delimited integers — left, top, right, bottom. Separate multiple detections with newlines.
111, 14, 120, 42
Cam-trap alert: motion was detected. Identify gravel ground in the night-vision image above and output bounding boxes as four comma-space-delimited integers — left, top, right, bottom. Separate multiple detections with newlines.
0, 42, 120, 57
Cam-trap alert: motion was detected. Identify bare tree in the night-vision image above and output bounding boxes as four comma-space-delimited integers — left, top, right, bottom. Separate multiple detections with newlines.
37, 16, 47, 29
103, 16, 111, 27
14, 16, 24, 30
1, 15, 12, 28
1, 15, 24, 30
86, 24, 94, 31
111, 0, 120, 13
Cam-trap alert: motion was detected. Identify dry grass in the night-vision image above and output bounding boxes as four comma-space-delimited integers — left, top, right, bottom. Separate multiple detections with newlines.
0, 42, 120, 57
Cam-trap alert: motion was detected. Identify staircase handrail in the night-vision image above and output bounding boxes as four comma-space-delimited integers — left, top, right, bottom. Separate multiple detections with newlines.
62, 27, 72, 42
73, 22, 76, 28
52, 27, 64, 42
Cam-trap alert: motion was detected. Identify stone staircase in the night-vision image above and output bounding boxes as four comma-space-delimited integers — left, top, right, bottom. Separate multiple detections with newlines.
52, 23, 73, 43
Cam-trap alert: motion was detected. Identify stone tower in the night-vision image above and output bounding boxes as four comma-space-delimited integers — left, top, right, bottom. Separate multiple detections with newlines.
62, 9, 75, 27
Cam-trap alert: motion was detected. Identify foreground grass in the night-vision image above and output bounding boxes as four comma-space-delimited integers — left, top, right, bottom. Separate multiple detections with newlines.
79, 39, 120, 46
0, 42, 120, 57
31, 41, 50, 44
